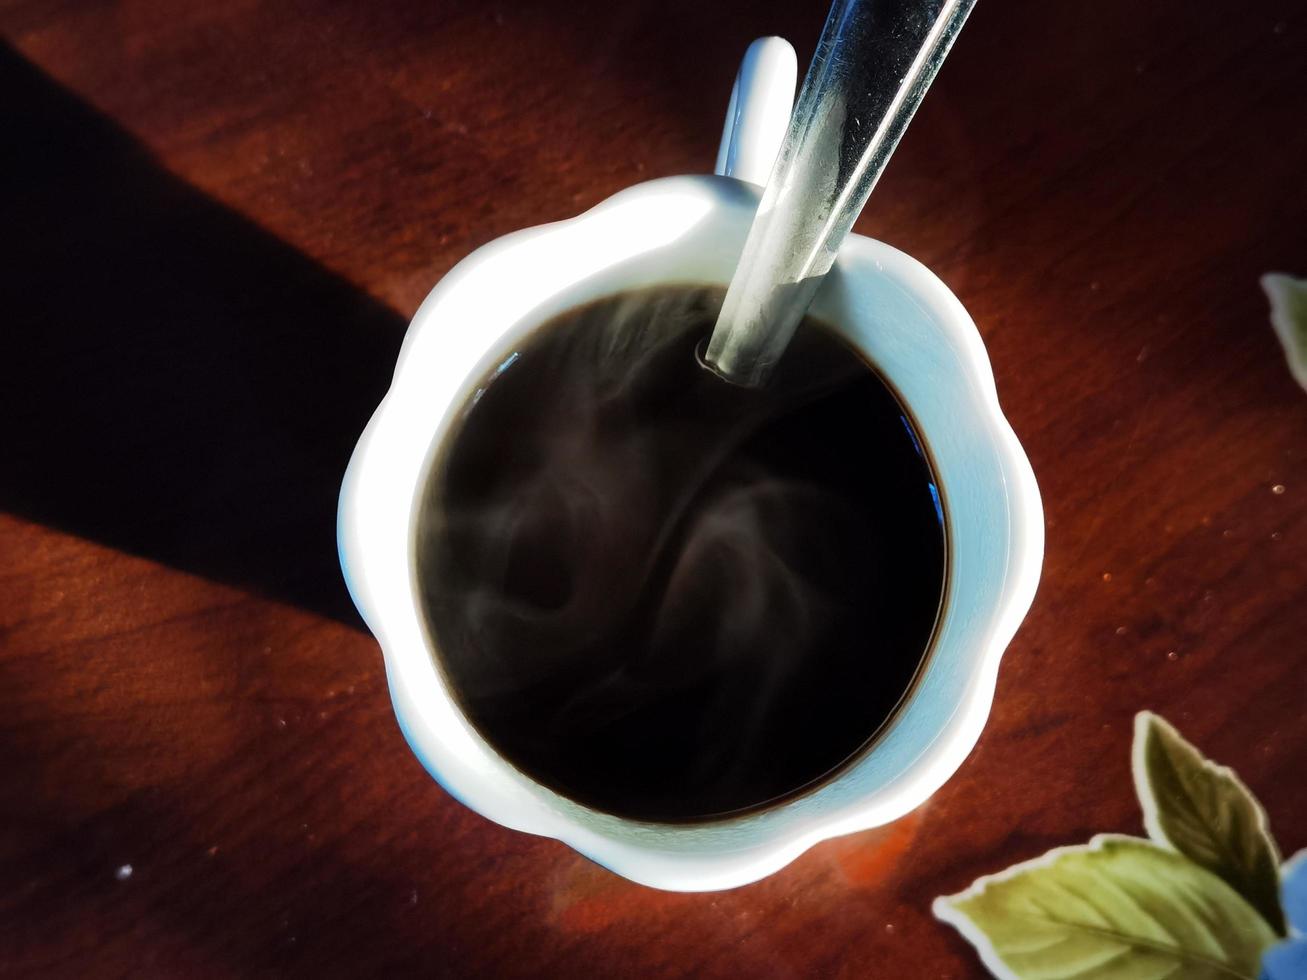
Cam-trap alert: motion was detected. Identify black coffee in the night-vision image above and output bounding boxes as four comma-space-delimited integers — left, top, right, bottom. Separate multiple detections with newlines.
416, 286, 945, 823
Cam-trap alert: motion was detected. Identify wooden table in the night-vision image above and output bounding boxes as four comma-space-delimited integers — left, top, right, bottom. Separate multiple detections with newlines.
3, 1, 1304, 975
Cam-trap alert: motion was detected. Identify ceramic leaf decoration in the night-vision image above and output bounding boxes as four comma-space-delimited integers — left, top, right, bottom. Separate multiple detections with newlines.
1262, 273, 1307, 392
935, 712, 1296, 980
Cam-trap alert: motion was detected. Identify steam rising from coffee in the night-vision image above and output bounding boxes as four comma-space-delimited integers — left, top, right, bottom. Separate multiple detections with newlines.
417, 286, 944, 822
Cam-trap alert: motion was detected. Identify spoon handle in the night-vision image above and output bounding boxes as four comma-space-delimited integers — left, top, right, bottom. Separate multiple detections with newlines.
705, 0, 978, 387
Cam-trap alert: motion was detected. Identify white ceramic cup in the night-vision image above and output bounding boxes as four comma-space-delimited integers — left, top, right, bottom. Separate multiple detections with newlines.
338, 37, 1043, 892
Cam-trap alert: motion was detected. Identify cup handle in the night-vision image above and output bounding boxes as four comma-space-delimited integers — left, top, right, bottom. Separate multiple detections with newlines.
714, 37, 797, 187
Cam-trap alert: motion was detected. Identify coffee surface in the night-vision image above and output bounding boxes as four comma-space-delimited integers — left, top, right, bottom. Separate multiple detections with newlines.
416, 286, 946, 822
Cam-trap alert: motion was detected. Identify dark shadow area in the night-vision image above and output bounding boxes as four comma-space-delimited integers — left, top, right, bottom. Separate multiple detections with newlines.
0, 44, 407, 626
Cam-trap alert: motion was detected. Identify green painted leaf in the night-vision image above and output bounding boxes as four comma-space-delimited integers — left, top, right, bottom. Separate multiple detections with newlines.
1133, 711, 1285, 935
933, 836, 1277, 980
1262, 272, 1307, 392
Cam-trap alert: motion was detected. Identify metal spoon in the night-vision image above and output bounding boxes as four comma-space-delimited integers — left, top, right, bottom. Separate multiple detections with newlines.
703, 0, 978, 387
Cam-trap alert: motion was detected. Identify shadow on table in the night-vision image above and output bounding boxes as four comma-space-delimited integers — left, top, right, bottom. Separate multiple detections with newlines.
0, 44, 460, 975
0, 43, 406, 627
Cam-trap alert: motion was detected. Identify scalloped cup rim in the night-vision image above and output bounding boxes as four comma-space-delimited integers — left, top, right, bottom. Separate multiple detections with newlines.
338, 175, 1043, 891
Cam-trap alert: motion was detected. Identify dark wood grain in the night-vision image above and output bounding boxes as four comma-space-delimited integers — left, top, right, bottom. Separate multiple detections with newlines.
2, 1, 1305, 976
